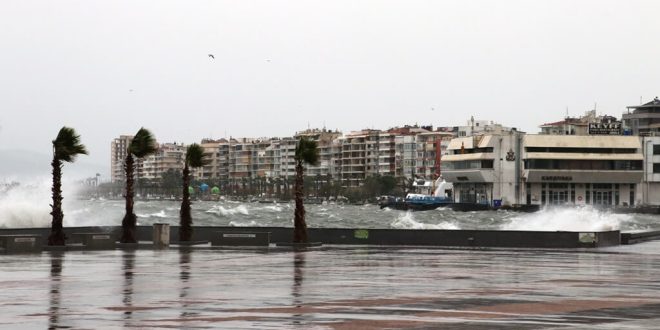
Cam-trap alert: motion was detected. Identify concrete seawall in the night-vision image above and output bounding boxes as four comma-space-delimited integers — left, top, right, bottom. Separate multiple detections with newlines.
0, 226, 621, 248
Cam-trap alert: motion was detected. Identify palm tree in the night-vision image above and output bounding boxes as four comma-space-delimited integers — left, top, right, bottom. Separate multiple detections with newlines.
179, 143, 207, 242
48, 127, 88, 246
121, 128, 157, 243
293, 137, 319, 243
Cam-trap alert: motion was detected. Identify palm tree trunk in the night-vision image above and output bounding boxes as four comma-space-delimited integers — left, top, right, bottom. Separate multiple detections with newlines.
293, 161, 308, 243
48, 157, 66, 246
121, 155, 137, 243
179, 163, 192, 241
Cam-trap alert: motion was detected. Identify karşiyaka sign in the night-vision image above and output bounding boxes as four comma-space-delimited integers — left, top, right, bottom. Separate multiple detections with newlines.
588, 122, 621, 135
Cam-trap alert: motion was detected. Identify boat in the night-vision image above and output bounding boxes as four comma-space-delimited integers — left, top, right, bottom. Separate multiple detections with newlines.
379, 178, 454, 211
379, 194, 453, 211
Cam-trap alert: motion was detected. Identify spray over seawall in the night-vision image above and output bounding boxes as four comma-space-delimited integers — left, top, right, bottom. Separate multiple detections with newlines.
0, 177, 84, 228
502, 205, 632, 232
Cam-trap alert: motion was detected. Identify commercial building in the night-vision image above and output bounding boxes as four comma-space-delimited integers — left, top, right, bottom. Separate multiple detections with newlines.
522, 135, 643, 206
441, 128, 524, 206
642, 136, 660, 204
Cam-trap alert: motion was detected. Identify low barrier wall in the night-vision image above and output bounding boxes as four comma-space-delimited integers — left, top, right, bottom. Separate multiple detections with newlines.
0, 226, 621, 249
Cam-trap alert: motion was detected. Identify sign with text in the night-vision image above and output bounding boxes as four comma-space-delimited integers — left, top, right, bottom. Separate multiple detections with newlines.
588, 122, 621, 135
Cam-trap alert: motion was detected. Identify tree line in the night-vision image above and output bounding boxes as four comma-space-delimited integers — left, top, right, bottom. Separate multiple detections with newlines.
94, 172, 409, 203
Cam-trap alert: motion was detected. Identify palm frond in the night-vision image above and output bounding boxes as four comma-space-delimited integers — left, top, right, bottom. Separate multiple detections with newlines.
295, 137, 319, 166
52, 127, 88, 162
185, 143, 209, 168
129, 127, 157, 158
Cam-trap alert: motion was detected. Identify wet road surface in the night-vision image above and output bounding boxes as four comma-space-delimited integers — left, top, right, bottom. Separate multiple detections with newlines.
2, 242, 660, 329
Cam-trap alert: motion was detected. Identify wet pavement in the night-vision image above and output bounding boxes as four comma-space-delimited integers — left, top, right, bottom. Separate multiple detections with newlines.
2, 242, 660, 329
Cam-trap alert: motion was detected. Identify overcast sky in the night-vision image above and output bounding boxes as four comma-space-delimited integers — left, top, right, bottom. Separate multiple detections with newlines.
1, 0, 660, 177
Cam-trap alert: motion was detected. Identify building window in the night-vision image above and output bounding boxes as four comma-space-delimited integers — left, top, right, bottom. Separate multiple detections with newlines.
654, 145, 660, 155
654, 163, 660, 173
525, 159, 642, 171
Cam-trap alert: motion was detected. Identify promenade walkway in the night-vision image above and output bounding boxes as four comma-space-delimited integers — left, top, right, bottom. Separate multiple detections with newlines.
2, 242, 660, 329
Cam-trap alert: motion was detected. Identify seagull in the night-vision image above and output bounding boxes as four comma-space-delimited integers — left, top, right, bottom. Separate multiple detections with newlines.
208, 54, 215, 59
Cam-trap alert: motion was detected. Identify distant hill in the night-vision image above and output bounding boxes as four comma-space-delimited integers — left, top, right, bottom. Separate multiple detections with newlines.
0, 149, 108, 181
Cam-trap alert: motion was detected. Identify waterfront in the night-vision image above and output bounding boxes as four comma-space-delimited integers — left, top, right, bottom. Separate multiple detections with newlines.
3, 242, 660, 329
2, 195, 660, 233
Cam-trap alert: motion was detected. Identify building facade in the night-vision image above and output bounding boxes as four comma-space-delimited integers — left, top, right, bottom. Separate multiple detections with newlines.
112, 124, 465, 189
441, 128, 524, 206
642, 136, 660, 204
110, 135, 133, 183
623, 97, 660, 136
140, 142, 186, 180
523, 135, 643, 206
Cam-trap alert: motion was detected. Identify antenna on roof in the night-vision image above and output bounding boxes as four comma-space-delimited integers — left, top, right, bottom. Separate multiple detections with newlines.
565, 106, 569, 118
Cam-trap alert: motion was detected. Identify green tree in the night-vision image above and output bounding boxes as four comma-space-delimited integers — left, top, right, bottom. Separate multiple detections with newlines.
48, 127, 88, 246
161, 168, 182, 197
179, 143, 207, 241
121, 128, 157, 243
293, 137, 319, 243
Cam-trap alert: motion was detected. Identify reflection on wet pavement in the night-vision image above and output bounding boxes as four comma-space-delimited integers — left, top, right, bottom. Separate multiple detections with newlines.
3, 241, 660, 329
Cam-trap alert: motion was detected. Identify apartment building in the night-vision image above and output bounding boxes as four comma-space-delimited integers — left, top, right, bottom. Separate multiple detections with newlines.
623, 97, 660, 136
540, 110, 621, 136
340, 129, 387, 187
111, 124, 462, 188
140, 142, 186, 180
415, 130, 454, 179
295, 128, 343, 179
110, 135, 133, 183
197, 138, 230, 182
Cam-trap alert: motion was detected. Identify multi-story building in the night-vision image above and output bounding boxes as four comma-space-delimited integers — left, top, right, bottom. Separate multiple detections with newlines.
277, 137, 297, 180
415, 130, 454, 179
110, 135, 133, 183
340, 129, 394, 187
523, 135, 643, 206
295, 129, 343, 179
540, 110, 620, 136
623, 97, 660, 136
642, 136, 660, 204
395, 135, 416, 179
140, 142, 186, 180
197, 138, 230, 182
441, 128, 524, 206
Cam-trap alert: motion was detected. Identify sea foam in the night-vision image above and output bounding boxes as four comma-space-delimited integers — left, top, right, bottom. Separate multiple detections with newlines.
502, 205, 630, 231
390, 211, 459, 230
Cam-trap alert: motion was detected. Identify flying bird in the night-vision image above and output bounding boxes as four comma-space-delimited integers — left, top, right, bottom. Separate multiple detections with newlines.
208, 54, 215, 59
